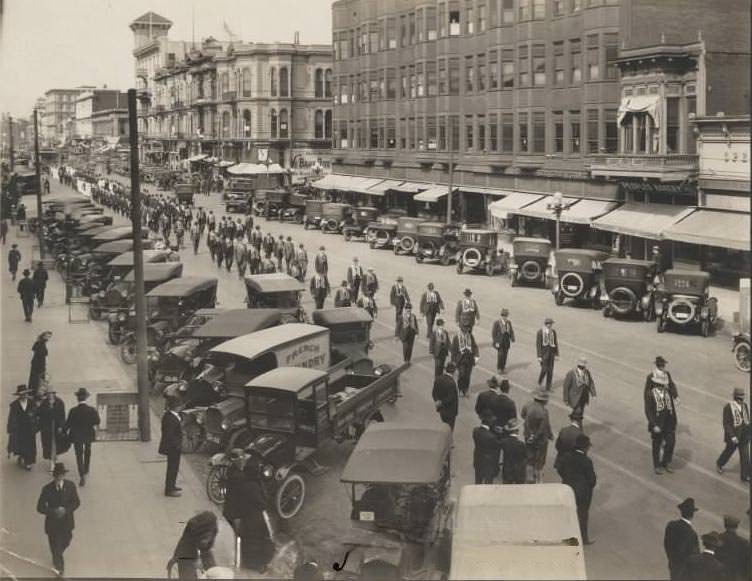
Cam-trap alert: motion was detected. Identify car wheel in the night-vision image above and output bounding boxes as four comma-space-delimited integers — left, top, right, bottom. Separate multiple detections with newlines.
734, 341, 751, 372
555, 291, 564, 306
206, 465, 227, 505
701, 318, 711, 338
181, 421, 205, 454
276, 473, 306, 520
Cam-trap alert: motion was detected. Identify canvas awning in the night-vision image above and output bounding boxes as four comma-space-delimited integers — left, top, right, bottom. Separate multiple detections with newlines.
348, 178, 386, 195
511, 195, 580, 220
591, 202, 693, 240
414, 185, 458, 203
662, 209, 750, 251
227, 163, 287, 175
311, 174, 355, 190
366, 179, 407, 196
460, 186, 507, 197
617, 94, 661, 127
393, 181, 427, 194
488, 192, 546, 220
558, 199, 620, 225
188, 154, 208, 162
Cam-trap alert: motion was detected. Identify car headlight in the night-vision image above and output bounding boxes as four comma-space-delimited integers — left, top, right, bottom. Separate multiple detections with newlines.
262, 464, 274, 479
220, 419, 230, 431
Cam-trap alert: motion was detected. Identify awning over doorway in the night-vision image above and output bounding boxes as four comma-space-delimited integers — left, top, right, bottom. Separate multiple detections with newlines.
311, 174, 356, 190
414, 185, 458, 203
348, 178, 386, 195
561, 199, 621, 225
488, 192, 545, 220
617, 94, 661, 127
393, 182, 426, 194
590, 202, 693, 239
662, 209, 750, 251
366, 179, 407, 196
510, 195, 580, 221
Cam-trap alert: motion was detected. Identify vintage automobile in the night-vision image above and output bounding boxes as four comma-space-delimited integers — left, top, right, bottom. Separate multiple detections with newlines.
206, 364, 406, 519
244, 273, 307, 322
449, 484, 587, 580
655, 270, 718, 337
303, 199, 327, 230
414, 222, 461, 265
280, 192, 309, 223
456, 229, 508, 276
342, 207, 381, 242
366, 215, 400, 250
320, 202, 353, 234
392, 217, 428, 256
223, 177, 255, 202
98, 248, 177, 288
253, 188, 290, 218
552, 249, 610, 308
96, 262, 184, 325
601, 258, 658, 320
311, 307, 374, 364
119, 276, 219, 364
336, 423, 453, 580
174, 182, 196, 206
509, 237, 552, 287
224, 191, 250, 214
91, 225, 149, 244
733, 283, 750, 372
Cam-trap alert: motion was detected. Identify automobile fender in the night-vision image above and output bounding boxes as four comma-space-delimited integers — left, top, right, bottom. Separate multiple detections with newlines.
209, 452, 228, 467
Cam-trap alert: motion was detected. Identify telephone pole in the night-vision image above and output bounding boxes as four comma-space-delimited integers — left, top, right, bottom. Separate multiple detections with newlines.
33, 109, 44, 258
8, 115, 14, 171
127, 89, 151, 441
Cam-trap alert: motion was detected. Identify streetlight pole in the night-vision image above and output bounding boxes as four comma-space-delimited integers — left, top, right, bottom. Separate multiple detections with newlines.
33, 109, 45, 259
127, 89, 151, 442
547, 191, 565, 250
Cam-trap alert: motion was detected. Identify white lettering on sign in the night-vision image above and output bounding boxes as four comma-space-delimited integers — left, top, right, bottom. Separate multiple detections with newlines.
275, 335, 331, 371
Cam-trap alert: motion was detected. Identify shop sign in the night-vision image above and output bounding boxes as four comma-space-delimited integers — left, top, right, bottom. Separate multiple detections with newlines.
290, 150, 332, 177
619, 180, 697, 195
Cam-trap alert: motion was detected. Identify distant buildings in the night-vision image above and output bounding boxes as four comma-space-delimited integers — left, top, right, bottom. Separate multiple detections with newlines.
43, 88, 87, 145
74, 90, 129, 140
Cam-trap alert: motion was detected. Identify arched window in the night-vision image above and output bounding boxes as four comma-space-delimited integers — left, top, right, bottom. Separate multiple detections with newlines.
325, 69, 333, 98
280, 66, 289, 97
270, 67, 277, 97
243, 109, 252, 137
222, 111, 231, 137
325, 110, 333, 139
279, 109, 289, 138
314, 110, 324, 139
270, 108, 278, 138
242, 67, 252, 97
315, 68, 324, 98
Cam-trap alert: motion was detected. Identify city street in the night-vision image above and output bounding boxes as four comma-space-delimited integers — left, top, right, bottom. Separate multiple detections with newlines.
1, 174, 745, 579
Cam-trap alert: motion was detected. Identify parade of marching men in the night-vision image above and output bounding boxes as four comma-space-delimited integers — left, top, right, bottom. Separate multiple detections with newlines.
1, 1, 750, 580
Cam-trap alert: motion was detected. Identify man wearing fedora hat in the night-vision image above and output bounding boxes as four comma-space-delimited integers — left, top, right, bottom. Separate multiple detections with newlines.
521, 389, 554, 483
491, 308, 515, 373
314, 245, 328, 275
18, 267, 37, 322
419, 282, 444, 338
535, 317, 559, 391
65, 388, 101, 486
432, 362, 459, 431
664, 498, 700, 580
451, 327, 480, 397
645, 370, 678, 475
562, 356, 597, 417
7, 384, 37, 470
389, 276, 411, 337
716, 387, 750, 482
473, 409, 502, 484
717, 515, 751, 581
554, 410, 584, 473
645, 356, 679, 401
397, 303, 419, 364
680, 531, 727, 581
429, 317, 451, 377
36, 462, 80, 576
475, 376, 504, 423
557, 433, 596, 545
499, 419, 527, 484
455, 288, 479, 332
8, 242, 21, 280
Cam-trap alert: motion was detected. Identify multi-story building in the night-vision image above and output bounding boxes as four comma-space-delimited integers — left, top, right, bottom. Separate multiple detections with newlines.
1, 115, 31, 161
74, 90, 129, 141
33, 98, 47, 145
43, 88, 87, 145
331, 0, 749, 265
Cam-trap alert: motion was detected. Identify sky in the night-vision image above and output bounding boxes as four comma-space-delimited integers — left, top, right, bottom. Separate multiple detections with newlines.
0, 0, 334, 118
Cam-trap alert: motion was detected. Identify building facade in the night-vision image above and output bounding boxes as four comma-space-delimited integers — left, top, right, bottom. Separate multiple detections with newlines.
43, 88, 86, 145
74, 90, 129, 140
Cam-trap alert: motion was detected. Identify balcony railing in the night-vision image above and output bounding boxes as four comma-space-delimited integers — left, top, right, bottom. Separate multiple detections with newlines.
590, 153, 699, 180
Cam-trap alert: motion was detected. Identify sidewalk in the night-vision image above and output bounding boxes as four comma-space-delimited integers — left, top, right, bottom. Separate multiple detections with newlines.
0, 185, 236, 578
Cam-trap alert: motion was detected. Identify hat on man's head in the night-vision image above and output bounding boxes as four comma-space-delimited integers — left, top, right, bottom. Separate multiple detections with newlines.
14, 384, 30, 396
22, 269, 30, 276
501, 308, 509, 316
655, 355, 668, 366
445, 362, 456, 374
74, 387, 90, 400
487, 376, 500, 388
701, 531, 722, 550
228, 448, 245, 461
544, 317, 554, 325
733, 387, 746, 399
436, 317, 444, 325
533, 388, 550, 402
397, 276, 404, 282
52, 462, 68, 477
319, 246, 325, 251
577, 356, 588, 366
723, 515, 740, 529
463, 288, 472, 296
677, 498, 699, 514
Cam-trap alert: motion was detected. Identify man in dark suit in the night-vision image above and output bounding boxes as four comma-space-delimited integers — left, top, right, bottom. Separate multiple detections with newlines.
557, 433, 596, 545
473, 409, 501, 484
475, 376, 517, 428
491, 308, 515, 373
451, 328, 479, 397
432, 363, 459, 431
680, 532, 728, 581
334, 280, 352, 307
159, 397, 183, 497
419, 282, 444, 338
562, 356, 597, 416
554, 410, 584, 472
645, 373, 678, 474
496, 379, 517, 428
716, 515, 751, 581
397, 304, 419, 363
309, 272, 330, 310
455, 288, 479, 332
65, 388, 100, 486
536, 317, 559, 390
37, 389, 66, 471
314, 246, 328, 275
389, 276, 410, 337
36, 462, 80, 575
18, 268, 36, 322
716, 387, 750, 481
429, 317, 450, 377
346, 257, 363, 303
361, 267, 379, 298
664, 498, 700, 580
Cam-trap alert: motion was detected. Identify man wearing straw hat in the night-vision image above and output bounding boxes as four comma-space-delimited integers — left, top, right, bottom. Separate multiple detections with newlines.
36, 462, 80, 576
644, 367, 678, 475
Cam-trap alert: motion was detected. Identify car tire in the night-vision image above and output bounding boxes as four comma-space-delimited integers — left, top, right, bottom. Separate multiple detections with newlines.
206, 464, 227, 505
276, 473, 306, 520
734, 341, 751, 372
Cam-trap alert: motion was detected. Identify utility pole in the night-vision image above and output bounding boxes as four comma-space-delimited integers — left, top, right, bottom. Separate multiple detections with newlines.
127, 89, 151, 441
8, 115, 14, 171
446, 120, 454, 225
33, 109, 44, 258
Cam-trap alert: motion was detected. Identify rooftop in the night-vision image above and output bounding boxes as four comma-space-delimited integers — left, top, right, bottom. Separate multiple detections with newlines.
130, 11, 172, 28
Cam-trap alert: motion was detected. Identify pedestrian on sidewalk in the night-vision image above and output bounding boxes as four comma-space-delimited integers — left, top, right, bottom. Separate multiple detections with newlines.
499, 419, 527, 484
473, 409, 501, 484
167, 511, 219, 579
274, 235, 285, 272
16, 202, 26, 231
314, 246, 328, 275
429, 317, 450, 377
235, 237, 248, 278
191, 221, 201, 255
283, 236, 295, 274
29, 331, 52, 397
7, 385, 37, 470
159, 396, 183, 497
521, 389, 554, 483
554, 410, 584, 472
295, 244, 308, 280
535, 317, 559, 390
432, 363, 459, 431
8, 243, 21, 280
33, 261, 49, 307
451, 327, 479, 397
680, 532, 727, 581
346, 257, 363, 303
455, 288, 480, 332
419, 282, 444, 338
664, 498, 700, 581
491, 308, 515, 373
361, 266, 379, 297
334, 280, 352, 307
36, 462, 80, 577
716, 387, 750, 481
389, 276, 410, 337
397, 304, 419, 364
18, 268, 36, 322
557, 433, 596, 545
37, 389, 67, 471
716, 515, 751, 581
65, 388, 100, 487
1, 218, 8, 244
562, 356, 597, 417
310, 272, 330, 310
645, 370, 678, 475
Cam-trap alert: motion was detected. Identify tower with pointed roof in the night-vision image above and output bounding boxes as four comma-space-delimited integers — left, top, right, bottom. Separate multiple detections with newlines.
130, 11, 172, 49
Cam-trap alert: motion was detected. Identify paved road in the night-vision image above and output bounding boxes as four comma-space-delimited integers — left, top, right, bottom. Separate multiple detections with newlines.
22, 176, 752, 579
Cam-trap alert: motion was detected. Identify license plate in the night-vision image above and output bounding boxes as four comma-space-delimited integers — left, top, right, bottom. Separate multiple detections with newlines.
675, 312, 689, 319
206, 434, 220, 443
359, 511, 375, 521
566, 285, 578, 291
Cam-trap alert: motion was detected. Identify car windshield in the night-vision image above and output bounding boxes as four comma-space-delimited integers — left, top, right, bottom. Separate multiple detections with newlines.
514, 242, 548, 255
558, 256, 586, 269
248, 392, 295, 432
605, 264, 646, 279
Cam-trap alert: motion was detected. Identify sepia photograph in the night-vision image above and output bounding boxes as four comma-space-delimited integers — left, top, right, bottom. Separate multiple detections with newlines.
0, 0, 749, 579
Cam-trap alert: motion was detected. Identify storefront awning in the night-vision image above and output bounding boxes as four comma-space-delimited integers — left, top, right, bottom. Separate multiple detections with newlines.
311, 174, 356, 190
414, 185, 458, 203
561, 199, 621, 225
348, 178, 386, 195
488, 192, 546, 220
663, 209, 750, 251
188, 154, 208, 162
511, 195, 581, 221
460, 186, 507, 197
227, 163, 287, 175
591, 202, 693, 240
393, 182, 427, 194
366, 179, 407, 196
617, 94, 661, 127
216, 160, 236, 168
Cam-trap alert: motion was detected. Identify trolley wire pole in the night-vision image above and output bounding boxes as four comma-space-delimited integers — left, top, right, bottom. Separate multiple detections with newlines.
127, 88, 151, 441
33, 109, 45, 259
